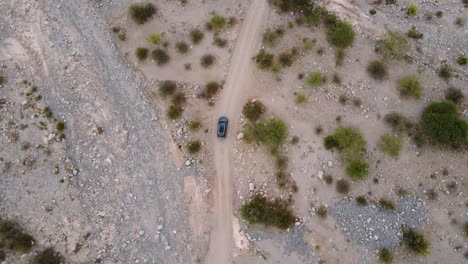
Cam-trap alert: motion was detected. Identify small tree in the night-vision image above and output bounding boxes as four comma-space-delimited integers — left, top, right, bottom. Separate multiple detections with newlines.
326, 21, 355, 48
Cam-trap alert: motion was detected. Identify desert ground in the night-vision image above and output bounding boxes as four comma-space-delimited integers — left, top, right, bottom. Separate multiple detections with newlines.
0, 0, 466, 264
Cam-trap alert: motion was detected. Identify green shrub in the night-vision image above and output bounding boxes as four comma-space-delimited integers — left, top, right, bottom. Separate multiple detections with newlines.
379, 248, 394, 263
306, 72, 326, 88
186, 140, 201, 154
201, 54, 215, 68
445, 87, 464, 105
379, 199, 396, 211
56, 121, 65, 131
290, 136, 299, 144
175, 41, 189, 54
302, 37, 316, 51
346, 160, 369, 180
129, 3, 156, 24
401, 228, 430, 255
210, 13, 226, 30
188, 120, 202, 131
263, 28, 284, 46
324, 175, 333, 184
355, 196, 368, 206
324, 126, 367, 162
269, 0, 315, 13
117, 33, 126, 41
242, 100, 266, 122
397, 75, 422, 98
370, 9, 377, 15
457, 55, 467, 65
367, 60, 387, 81
295, 93, 307, 104
171, 92, 186, 106
0, 219, 34, 253
421, 101, 467, 147
135, 48, 149, 60
244, 117, 288, 147
278, 52, 294, 67
159, 80, 177, 97
336, 179, 350, 194
316, 205, 328, 219
205, 81, 221, 97
407, 4, 418, 16
255, 50, 274, 69
167, 104, 182, 119
30, 248, 63, 264
271, 64, 282, 75
378, 134, 403, 157
240, 194, 296, 230
190, 29, 204, 44
438, 62, 453, 80
326, 21, 355, 48
407, 27, 423, 39
377, 31, 410, 60
435, 11, 443, 17
152, 48, 170, 65
384, 112, 412, 133
455, 17, 465, 27
147, 34, 160, 45
213, 37, 227, 47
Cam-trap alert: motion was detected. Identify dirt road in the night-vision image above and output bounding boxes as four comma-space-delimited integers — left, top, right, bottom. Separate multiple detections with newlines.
206, 1, 268, 263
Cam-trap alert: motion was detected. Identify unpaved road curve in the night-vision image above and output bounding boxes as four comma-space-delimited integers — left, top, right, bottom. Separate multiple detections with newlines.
206, 1, 268, 263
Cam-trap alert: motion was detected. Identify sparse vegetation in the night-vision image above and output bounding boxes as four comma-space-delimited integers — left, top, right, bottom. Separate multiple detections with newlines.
407, 4, 418, 16
263, 27, 285, 46
379, 134, 403, 157
377, 31, 410, 60
379, 199, 396, 211
0, 219, 34, 253
210, 13, 226, 30
205, 81, 221, 97
175, 41, 189, 54
457, 55, 467, 65
445, 87, 464, 105
147, 34, 161, 45
117, 33, 126, 41
0, 75, 5, 85
316, 205, 328, 219
384, 112, 412, 133
421, 101, 467, 147
336, 179, 350, 194
326, 21, 355, 48
295, 93, 307, 104
190, 29, 204, 44
324, 126, 367, 163
397, 75, 422, 98
135, 48, 149, 60
167, 104, 182, 119
129, 3, 156, 24
159, 80, 177, 97
213, 37, 227, 48
278, 51, 294, 67
186, 140, 201, 154
152, 48, 170, 65
240, 194, 296, 230
455, 17, 465, 27
306, 71, 326, 88
356, 196, 368, 206
188, 120, 202, 131
379, 248, 394, 263
242, 100, 266, 122
438, 62, 453, 80
401, 227, 430, 255
56, 121, 65, 131
407, 27, 423, 39
30, 248, 63, 264
324, 175, 333, 184
244, 117, 288, 148
367, 60, 387, 81
201, 54, 215, 68
335, 49, 345, 67
255, 50, 274, 69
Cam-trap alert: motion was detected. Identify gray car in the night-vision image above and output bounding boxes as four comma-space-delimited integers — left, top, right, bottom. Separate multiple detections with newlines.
217, 117, 228, 138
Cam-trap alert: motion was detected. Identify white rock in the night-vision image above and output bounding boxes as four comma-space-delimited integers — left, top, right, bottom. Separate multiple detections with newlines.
249, 183, 255, 191
317, 170, 324, 180
237, 132, 245, 140
185, 160, 191, 166
327, 161, 333, 167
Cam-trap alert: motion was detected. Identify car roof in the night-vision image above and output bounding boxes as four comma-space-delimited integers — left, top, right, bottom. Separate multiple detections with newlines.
219, 116, 228, 122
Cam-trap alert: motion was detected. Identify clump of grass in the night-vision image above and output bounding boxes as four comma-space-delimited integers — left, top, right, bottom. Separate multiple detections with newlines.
455, 17, 465, 27
263, 27, 285, 46
335, 49, 345, 67
326, 21, 355, 48
171, 91, 186, 106
339, 94, 348, 105
210, 13, 226, 30
213, 37, 227, 48
271, 64, 282, 76
379, 248, 394, 263
167, 104, 182, 119
190, 29, 204, 44
324, 126, 367, 163
0, 75, 5, 85
336, 179, 350, 194
302, 37, 316, 51
421, 101, 467, 147
384, 112, 412, 133
290, 136, 299, 144
147, 34, 160, 45
355, 196, 368, 206
175, 41, 189, 54
316, 205, 328, 219
378, 134, 403, 157
0, 219, 34, 253
457, 55, 467, 65
295, 93, 307, 104
30, 248, 63, 264
324, 175, 333, 184
200, 54, 215, 68
407, 27, 423, 39
377, 31, 410, 60
151, 48, 170, 65
397, 75, 422, 98
56, 121, 65, 131
367, 60, 387, 81
205, 81, 221, 97
435, 11, 443, 17
186, 140, 201, 154
379, 199, 396, 211
370, 9, 377, 15
407, 4, 418, 16
244, 117, 288, 148
240, 194, 296, 230
135, 48, 149, 60
445, 87, 464, 105
346, 160, 369, 180
401, 227, 430, 255
242, 100, 266, 122
278, 51, 294, 67
438, 62, 453, 80
306, 71, 326, 88
129, 3, 156, 24
117, 33, 126, 41
255, 50, 274, 69
188, 120, 202, 131
159, 80, 177, 97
